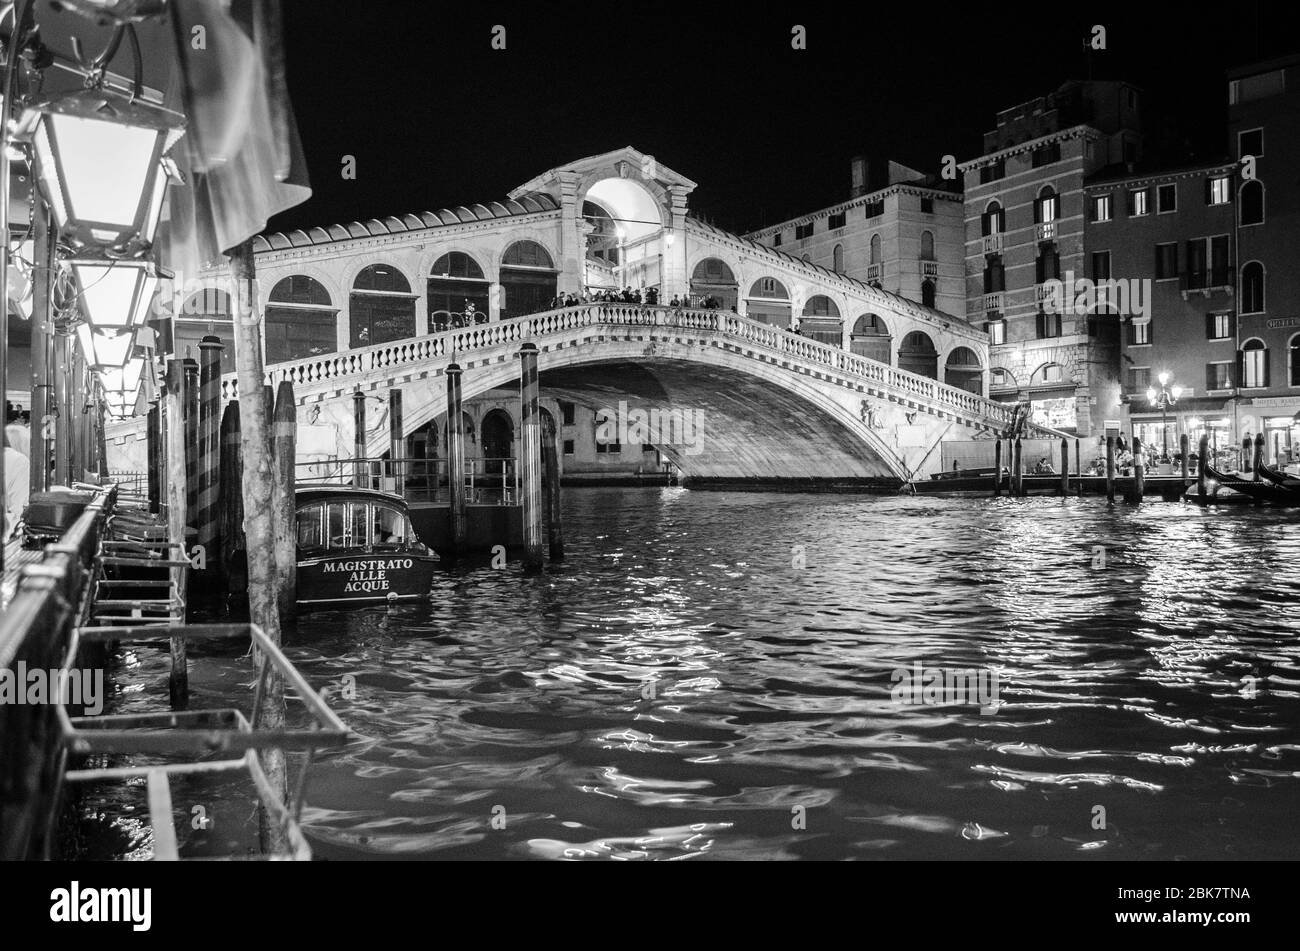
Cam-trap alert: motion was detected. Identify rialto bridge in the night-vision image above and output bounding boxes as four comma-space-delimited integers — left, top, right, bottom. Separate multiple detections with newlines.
109, 147, 1062, 483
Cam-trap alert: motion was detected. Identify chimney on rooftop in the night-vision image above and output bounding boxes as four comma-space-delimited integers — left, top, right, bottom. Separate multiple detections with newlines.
850, 156, 870, 198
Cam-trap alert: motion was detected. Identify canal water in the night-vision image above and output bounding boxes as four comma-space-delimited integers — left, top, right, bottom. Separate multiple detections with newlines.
77, 489, 1300, 860
282, 489, 1300, 860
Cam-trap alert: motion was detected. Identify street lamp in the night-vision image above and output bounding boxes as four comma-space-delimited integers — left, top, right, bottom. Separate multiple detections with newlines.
19, 87, 183, 254
1145, 371, 1183, 463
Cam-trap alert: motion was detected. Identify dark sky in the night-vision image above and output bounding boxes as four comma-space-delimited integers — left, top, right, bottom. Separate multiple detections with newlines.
268, 0, 1292, 237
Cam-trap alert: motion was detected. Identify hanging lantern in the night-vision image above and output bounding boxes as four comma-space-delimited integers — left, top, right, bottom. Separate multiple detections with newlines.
68, 258, 164, 332
77, 323, 136, 369
18, 87, 183, 254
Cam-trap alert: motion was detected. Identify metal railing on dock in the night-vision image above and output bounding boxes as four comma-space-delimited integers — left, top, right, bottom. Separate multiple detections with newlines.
297, 456, 522, 506
57, 623, 348, 862
0, 485, 116, 860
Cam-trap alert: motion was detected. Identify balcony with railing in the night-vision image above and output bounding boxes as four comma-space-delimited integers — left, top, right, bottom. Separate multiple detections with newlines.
1036, 221, 1057, 242
919, 260, 939, 279
864, 263, 884, 283
1180, 266, 1235, 298
982, 292, 1004, 314
981, 233, 1004, 254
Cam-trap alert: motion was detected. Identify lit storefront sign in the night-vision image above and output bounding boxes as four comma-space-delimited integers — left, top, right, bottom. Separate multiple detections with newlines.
1030, 397, 1077, 431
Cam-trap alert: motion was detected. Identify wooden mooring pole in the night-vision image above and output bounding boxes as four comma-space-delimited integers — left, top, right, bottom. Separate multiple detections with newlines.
164, 360, 189, 707
1105, 436, 1116, 503
197, 337, 224, 575
1132, 436, 1145, 503
146, 402, 161, 512
389, 389, 405, 498
1012, 437, 1023, 497
183, 357, 200, 531
273, 381, 297, 615
542, 409, 564, 561
446, 364, 467, 556
1197, 434, 1209, 501
1075, 439, 1082, 496
1180, 434, 1190, 485
229, 239, 288, 855
518, 343, 544, 570
353, 390, 367, 489
1059, 437, 1069, 496
992, 438, 1002, 497
218, 401, 243, 586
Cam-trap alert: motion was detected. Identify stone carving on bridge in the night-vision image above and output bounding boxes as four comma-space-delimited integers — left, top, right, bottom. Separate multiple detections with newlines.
859, 399, 885, 431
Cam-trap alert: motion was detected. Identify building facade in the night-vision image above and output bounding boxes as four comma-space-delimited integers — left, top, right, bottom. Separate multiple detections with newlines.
744, 159, 965, 361
961, 81, 1142, 437
1083, 162, 1239, 459
1227, 53, 1300, 465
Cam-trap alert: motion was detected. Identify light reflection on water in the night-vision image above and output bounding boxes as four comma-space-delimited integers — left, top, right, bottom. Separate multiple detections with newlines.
273, 489, 1300, 860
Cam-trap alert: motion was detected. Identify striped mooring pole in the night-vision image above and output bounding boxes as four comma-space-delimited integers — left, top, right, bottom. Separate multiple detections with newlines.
196, 336, 225, 570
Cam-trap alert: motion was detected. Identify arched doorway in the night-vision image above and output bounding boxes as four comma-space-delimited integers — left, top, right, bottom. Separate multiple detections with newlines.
944, 346, 983, 394
746, 277, 792, 329
850, 313, 891, 363
500, 241, 558, 320
689, 258, 738, 310
481, 409, 515, 463
799, 295, 842, 347
429, 251, 489, 331
898, 330, 938, 379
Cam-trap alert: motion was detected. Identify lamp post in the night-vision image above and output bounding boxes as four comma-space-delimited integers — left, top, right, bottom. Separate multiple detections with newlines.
1145, 372, 1182, 464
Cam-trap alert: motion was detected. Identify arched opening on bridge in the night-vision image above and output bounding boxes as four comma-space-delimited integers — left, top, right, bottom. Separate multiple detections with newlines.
175, 287, 235, 374
406, 419, 438, 496
582, 199, 620, 291
500, 240, 558, 320
689, 258, 737, 310
266, 276, 337, 364
799, 295, 842, 347
898, 330, 938, 380
351, 264, 416, 347
439, 411, 476, 455
944, 346, 983, 394
850, 313, 891, 363
481, 409, 515, 464
429, 251, 490, 331
583, 177, 666, 295
746, 277, 792, 329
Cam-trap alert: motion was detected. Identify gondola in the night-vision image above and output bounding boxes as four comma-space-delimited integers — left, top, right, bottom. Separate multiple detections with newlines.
294, 486, 440, 606
1202, 464, 1300, 506
1257, 463, 1300, 494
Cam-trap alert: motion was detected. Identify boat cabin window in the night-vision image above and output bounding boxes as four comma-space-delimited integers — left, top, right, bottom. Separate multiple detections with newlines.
372, 505, 407, 549
297, 505, 325, 550
298, 499, 415, 553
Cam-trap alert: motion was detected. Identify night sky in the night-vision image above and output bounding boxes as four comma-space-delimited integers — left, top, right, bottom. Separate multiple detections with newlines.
268, 0, 1292, 238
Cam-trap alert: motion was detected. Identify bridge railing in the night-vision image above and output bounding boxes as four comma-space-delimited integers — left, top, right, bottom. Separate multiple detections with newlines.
222, 303, 1037, 434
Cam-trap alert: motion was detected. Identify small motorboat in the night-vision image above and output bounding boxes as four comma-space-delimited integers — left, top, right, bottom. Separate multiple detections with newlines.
295, 486, 439, 606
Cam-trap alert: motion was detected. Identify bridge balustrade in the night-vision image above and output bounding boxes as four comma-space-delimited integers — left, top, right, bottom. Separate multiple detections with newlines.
218, 303, 1032, 435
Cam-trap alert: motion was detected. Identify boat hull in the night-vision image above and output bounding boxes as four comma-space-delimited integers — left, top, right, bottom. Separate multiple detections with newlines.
296, 553, 439, 606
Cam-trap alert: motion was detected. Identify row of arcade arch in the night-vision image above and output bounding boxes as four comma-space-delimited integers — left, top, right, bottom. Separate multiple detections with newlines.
688, 258, 981, 393
173, 241, 562, 365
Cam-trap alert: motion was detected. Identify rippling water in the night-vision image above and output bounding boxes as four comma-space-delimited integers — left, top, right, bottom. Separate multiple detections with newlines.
269, 489, 1298, 861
